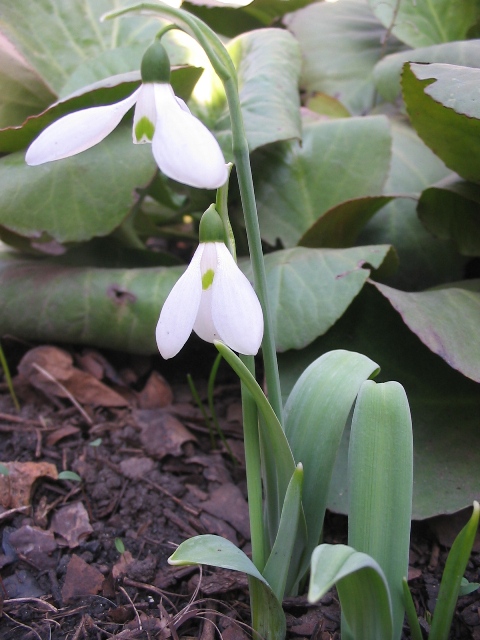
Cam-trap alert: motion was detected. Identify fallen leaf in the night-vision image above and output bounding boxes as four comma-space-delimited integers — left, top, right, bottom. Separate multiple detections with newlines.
18, 346, 127, 407
200, 484, 250, 539
61, 555, 104, 604
46, 425, 81, 447
9, 525, 57, 570
135, 410, 196, 459
50, 502, 93, 548
137, 371, 173, 409
0, 461, 58, 509
119, 456, 156, 480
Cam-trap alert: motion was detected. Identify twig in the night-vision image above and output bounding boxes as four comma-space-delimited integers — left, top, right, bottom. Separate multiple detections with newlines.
31, 363, 93, 425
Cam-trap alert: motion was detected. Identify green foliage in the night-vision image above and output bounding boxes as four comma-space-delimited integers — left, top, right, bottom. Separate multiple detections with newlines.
0, 0, 478, 522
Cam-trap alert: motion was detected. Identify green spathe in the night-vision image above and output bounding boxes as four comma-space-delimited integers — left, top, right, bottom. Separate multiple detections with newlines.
199, 204, 225, 243
141, 40, 171, 84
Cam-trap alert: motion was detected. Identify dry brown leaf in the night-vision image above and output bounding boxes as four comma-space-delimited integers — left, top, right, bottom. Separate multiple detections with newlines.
50, 502, 93, 548
137, 371, 173, 409
18, 345, 128, 407
135, 409, 196, 459
61, 554, 104, 604
0, 461, 58, 509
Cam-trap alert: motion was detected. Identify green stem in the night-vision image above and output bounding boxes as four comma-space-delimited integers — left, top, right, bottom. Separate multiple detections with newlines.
241, 354, 265, 572
223, 78, 283, 424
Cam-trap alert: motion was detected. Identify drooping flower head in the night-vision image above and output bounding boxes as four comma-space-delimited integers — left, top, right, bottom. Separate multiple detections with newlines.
156, 205, 264, 358
26, 39, 228, 190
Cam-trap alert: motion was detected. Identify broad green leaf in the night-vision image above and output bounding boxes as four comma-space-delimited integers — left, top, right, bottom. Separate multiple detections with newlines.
418, 177, 480, 256
372, 280, 480, 383
0, 0, 160, 94
349, 381, 413, 640
254, 116, 391, 247
309, 544, 393, 640
402, 62, 480, 183
368, 0, 478, 48
357, 119, 464, 290
0, 38, 56, 128
243, 0, 317, 23
0, 126, 156, 243
298, 196, 399, 248
204, 28, 301, 155
263, 464, 304, 601
429, 502, 480, 640
169, 534, 285, 640
284, 350, 379, 578
0, 254, 181, 354
278, 285, 480, 518
261, 245, 393, 352
284, 0, 404, 114
374, 40, 480, 102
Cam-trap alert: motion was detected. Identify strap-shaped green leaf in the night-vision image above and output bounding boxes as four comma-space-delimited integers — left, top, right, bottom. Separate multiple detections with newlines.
284, 350, 379, 578
429, 501, 480, 640
169, 534, 285, 640
309, 543, 393, 640
263, 464, 304, 601
348, 380, 413, 640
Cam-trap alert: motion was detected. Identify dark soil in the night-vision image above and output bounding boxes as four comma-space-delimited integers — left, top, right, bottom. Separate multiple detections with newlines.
0, 340, 478, 640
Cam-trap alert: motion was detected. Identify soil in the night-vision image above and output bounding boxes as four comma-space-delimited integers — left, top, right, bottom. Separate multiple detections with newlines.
0, 339, 478, 640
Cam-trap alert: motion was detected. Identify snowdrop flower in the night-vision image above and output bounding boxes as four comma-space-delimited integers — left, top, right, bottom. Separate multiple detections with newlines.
156, 205, 264, 358
26, 40, 228, 190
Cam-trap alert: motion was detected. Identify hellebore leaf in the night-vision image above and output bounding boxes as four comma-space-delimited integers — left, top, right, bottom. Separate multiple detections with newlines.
284, 0, 404, 114
402, 62, 480, 184
368, 0, 478, 48
254, 115, 391, 248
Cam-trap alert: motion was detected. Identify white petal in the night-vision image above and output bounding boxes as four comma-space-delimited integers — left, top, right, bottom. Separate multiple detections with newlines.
211, 244, 264, 355
156, 245, 204, 359
132, 84, 157, 143
151, 84, 228, 189
192, 243, 220, 343
26, 89, 140, 166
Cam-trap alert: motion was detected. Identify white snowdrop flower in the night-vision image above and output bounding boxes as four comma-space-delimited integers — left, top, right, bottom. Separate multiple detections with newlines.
26, 40, 227, 190
156, 206, 264, 358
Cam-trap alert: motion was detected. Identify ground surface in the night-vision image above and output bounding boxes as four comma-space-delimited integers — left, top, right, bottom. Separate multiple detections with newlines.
0, 341, 478, 640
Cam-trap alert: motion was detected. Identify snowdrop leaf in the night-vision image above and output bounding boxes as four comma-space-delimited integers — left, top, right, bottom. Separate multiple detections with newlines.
169, 535, 286, 640
309, 544, 393, 640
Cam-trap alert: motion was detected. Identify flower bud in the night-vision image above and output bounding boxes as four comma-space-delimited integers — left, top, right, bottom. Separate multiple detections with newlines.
199, 204, 225, 243
141, 40, 171, 84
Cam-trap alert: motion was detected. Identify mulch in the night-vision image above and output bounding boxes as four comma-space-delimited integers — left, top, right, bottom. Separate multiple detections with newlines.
0, 341, 478, 639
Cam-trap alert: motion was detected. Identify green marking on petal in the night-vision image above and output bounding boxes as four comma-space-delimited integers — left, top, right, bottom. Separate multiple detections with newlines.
202, 269, 215, 290
135, 116, 155, 142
